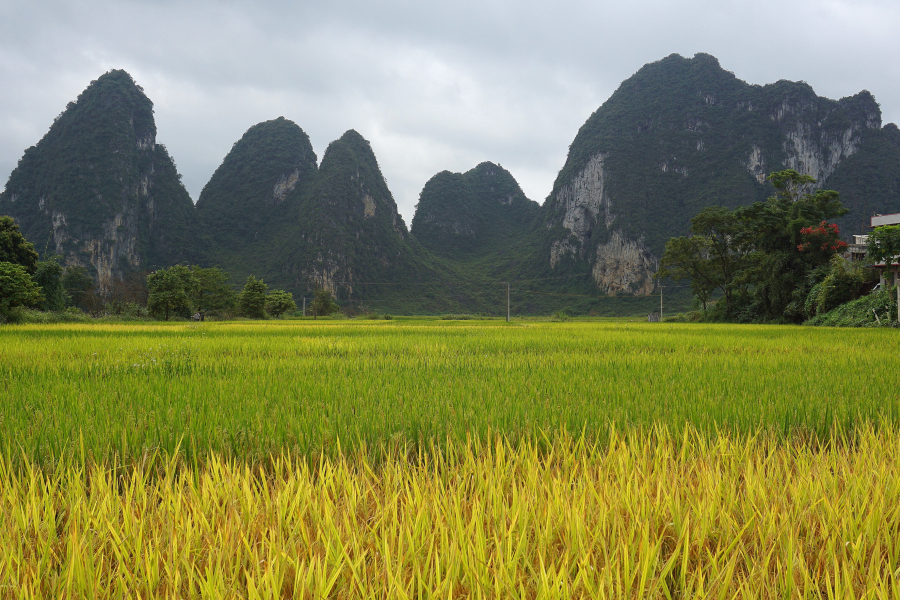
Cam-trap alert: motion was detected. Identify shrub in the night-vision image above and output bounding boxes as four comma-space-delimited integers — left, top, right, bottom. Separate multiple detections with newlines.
806, 287, 897, 327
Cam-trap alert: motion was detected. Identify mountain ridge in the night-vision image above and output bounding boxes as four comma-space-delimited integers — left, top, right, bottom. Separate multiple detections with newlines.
0, 70, 202, 292
535, 53, 899, 295
2, 55, 899, 315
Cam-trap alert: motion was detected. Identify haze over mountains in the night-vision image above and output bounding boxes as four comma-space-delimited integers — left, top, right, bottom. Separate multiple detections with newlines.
2, 54, 899, 314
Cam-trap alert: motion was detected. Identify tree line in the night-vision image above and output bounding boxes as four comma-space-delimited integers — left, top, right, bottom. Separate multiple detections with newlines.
0, 215, 338, 322
145, 266, 337, 321
657, 169, 885, 323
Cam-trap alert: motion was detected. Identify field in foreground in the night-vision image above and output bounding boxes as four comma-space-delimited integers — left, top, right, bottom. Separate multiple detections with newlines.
2, 430, 899, 598
1, 320, 899, 598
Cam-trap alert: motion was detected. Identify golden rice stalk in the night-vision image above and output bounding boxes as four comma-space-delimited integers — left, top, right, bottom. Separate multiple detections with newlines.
0, 427, 899, 598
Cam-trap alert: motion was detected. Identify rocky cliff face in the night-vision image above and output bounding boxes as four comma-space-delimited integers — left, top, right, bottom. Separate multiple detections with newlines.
0, 70, 200, 292
546, 153, 656, 293
543, 53, 900, 295
276, 130, 418, 297
202, 127, 445, 306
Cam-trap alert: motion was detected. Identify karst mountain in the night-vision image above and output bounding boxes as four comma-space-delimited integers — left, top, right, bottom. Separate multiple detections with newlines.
2, 54, 899, 313
0, 70, 202, 292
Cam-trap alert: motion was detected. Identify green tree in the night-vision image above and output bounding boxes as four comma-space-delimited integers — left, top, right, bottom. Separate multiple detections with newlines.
867, 225, 900, 284
266, 289, 296, 318
147, 264, 197, 321
658, 170, 848, 322
0, 216, 39, 274
736, 170, 848, 322
658, 236, 717, 312
190, 266, 235, 319
33, 257, 68, 311
237, 276, 268, 319
0, 261, 43, 319
62, 266, 95, 311
658, 206, 749, 316
310, 288, 339, 319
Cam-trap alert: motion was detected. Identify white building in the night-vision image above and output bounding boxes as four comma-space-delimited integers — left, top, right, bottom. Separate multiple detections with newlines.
867, 213, 900, 285
870, 213, 900, 228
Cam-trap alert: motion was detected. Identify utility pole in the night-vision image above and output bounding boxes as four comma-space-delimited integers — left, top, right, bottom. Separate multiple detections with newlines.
659, 284, 663, 323
501, 282, 510, 322
302, 297, 306, 317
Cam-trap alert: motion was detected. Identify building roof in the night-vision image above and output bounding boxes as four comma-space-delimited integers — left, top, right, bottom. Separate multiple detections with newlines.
871, 213, 900, 228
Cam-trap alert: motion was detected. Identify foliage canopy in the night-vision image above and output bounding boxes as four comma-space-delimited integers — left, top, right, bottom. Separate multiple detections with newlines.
659, 170, 852, 322
0, 261, 43, 318
0, 216, 39, 274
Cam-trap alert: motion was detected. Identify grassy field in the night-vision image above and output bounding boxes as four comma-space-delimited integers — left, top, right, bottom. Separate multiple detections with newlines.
1, 319, 899, 597
2, 319, 898, 464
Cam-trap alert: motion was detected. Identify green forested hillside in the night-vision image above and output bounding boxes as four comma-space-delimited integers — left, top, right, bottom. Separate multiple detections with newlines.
203, 128, 486, 314
196, 117, 318, 258
411, 162, 541, 259
3, 56, 899, 316
546, 53, 895, 259
533, 53, 900, 303
0, 70, 201, 286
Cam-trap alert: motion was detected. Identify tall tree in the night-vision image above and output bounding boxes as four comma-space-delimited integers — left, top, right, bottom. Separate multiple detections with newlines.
659, 206, 749, 316
736, 170, 848, 321
310, 288, 339, 319
265, 289, 296, 318
0, 262, 43, 319
237, 276, 268, 319
658, 236, 718, 313
0, 216, 38, 274
147, 265, 197, 321
62, 266, 95, 312
33, 257, 68, 311
190, 266, 235, 319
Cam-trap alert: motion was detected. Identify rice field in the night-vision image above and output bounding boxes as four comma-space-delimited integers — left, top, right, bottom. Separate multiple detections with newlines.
1, 319, 899, 598
1, 320, 898, 463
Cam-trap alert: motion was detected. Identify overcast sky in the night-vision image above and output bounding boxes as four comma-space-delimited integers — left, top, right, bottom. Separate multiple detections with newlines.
2, 0, 898, 224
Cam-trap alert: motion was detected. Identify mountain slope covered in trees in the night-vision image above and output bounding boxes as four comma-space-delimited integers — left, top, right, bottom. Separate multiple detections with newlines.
2, 55, 899, 316
536, 53, 900, 296
0, 70, 201, 292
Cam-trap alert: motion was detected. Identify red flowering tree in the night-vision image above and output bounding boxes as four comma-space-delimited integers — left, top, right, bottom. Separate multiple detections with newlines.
797, 221, 847, 262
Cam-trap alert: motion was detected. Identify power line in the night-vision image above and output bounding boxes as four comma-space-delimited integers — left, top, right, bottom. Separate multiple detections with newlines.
519, 290, 662, 299
331, 277, 693, 288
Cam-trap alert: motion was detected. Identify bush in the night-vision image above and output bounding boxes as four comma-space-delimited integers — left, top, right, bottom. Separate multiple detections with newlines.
806, 287, 898, 327
803, 256, 870, 318
663, 311, 703, 322
364, 313, 393, 320
107, 300, 149, 318
3, 308, 92, 324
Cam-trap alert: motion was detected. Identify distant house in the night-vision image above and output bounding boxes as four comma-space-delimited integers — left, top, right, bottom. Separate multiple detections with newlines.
848, 235, 869, 262
865, 213, 900, 285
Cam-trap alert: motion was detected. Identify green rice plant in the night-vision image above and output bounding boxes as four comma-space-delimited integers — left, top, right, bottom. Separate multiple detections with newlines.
0, 320, 898, 465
